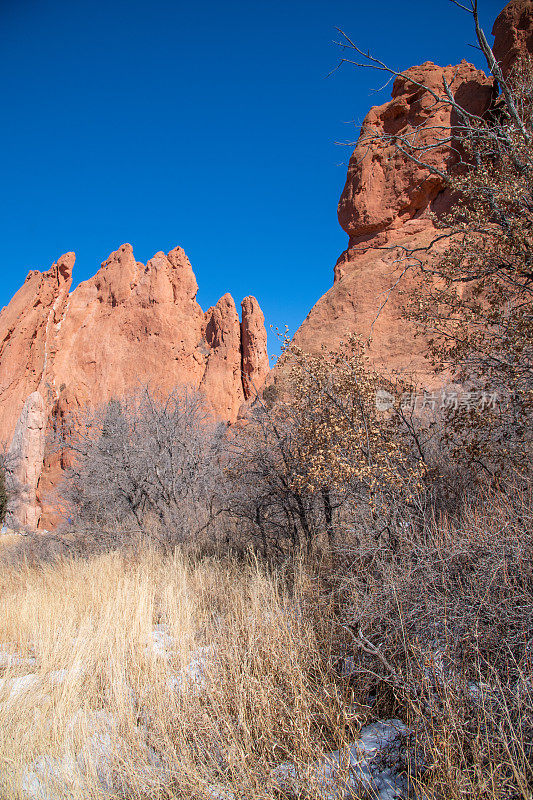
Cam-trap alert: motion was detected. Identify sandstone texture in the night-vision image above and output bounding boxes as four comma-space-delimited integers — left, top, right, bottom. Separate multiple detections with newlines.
291, 1, 531, 380
5, 392, 47, 530
0, 245, 268, 529
241, 296, 270, 399
337, 62, 492, 244
493, 0, 533, 76
0, 253, 73, 447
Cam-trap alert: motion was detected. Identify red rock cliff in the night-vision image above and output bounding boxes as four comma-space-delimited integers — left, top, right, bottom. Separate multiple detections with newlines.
0, 244, 268, 529
493, 0, 533, 76
292, 1, 531, 378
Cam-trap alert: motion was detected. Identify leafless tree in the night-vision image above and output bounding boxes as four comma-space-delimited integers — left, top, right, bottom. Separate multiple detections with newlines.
55, 385, 225, 549
222, 338, 428, 558
222, 399, 331, 558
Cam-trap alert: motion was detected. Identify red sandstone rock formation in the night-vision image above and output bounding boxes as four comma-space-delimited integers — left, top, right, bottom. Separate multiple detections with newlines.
2, 2, 529, 530
0, 253, 73, 446
293, 63, 492, 377
5, 392, 47, 530
0, 245, 268, 529
337, 62, 492, 244
201, 293, 247, 421
493, 0, 533, 76
241, 296, 270, 399
292, 1, 531, 379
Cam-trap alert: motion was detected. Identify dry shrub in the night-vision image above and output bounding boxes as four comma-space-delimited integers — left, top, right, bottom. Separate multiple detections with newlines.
0, 490, 531, 799
225, 336, 425, 558
336, 486, 533, 799
0, 550, 360, 800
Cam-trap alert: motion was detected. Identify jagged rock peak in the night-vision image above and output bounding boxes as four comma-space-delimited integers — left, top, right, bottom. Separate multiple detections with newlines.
0, 245, 269, 529
93, 243, 200, 307
24, 251, 75, 286
241, 296, 269, 400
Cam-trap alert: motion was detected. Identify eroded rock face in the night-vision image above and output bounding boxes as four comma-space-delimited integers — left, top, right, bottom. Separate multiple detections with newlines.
5, 392, 47, 530
493, 0, 533, 77
338, 61, 493, 245
241, 296, 269, 399
0, 245, 268, 528
201, 293, 246, 421
294, 59, 493, 376
293, 220, 448, 379
292, 4, 530, 379
49, 244, 209, 414
0, 253, 73, 446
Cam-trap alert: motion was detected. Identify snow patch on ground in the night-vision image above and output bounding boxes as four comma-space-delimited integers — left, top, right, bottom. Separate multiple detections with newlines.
146, 624, 175, 659
21, 754, 78, 800
272, 720, 412, 800
167, 645, 210, 695
0, 644, 37, 670
0, 673, 40, 699
12, 636, 212, 799
0, 667, 74, 703
6, 633, 420, 800
21, 709, 163, 800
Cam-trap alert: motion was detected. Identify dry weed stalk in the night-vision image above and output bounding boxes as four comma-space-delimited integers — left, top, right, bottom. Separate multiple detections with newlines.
0, 550, 357, 800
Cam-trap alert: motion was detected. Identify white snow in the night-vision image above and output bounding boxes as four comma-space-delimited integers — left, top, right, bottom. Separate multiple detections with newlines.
8, 631, 420, 800
21, 754, 78, 800
0, 673, 40, 699
0, 644, 37, 669
0, 667, 73, 703
167, 645, 210, 694
146, 624, 175, 659
272, 719, 411, 800
21, 709, 166, 800
11, 625, 211, 800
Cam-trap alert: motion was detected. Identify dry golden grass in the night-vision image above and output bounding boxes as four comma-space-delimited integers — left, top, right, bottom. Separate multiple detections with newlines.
0, 531, 25, 551
0, 550, 358, 800
0, 490, 531, 800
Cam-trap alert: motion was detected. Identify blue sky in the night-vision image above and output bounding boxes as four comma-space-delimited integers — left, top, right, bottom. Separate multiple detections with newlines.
1, 0, 504, 356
